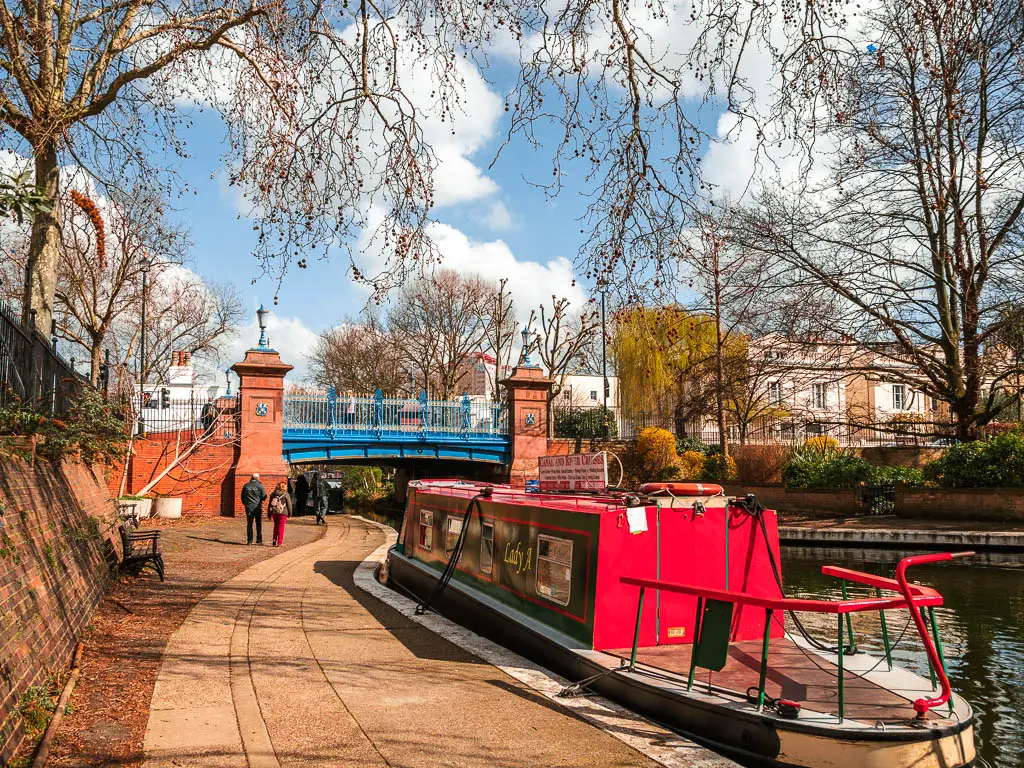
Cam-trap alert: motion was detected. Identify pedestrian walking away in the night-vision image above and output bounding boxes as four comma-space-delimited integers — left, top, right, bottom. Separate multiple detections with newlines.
240, 473, 267, 544
201, 399, 218, 436
314, 474, 328, 525
295, 473, 309, 516
269, 482, 292, 547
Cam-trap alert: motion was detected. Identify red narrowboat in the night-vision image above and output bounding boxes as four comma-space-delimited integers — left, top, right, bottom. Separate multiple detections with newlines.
386, 479, 975, 768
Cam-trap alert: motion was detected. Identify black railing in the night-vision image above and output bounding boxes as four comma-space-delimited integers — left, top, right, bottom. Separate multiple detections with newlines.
551, 402, 953, 446
0, 299, 90, 416
137, 394, 239, 440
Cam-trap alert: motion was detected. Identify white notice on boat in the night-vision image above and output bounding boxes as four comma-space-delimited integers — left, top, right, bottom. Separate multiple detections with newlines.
626, 507, 648, 534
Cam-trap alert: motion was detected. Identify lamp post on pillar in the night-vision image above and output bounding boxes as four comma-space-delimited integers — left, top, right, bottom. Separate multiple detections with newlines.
500, 350, 553, 488
228, 305, 293, 516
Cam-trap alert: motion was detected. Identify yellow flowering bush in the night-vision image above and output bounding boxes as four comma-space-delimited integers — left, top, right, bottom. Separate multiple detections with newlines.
634, 427, 680, 480
677, 450, 706, 480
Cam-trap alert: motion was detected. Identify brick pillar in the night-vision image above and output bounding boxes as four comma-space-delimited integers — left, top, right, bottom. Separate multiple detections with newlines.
230, 349, 293, 516
500, 365, 553, 487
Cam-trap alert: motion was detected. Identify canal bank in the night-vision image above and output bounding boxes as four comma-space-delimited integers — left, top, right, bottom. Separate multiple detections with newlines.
778, 514, 1024, 551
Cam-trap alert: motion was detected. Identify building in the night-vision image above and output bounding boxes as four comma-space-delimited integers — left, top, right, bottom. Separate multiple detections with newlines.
139, 351, 232, 434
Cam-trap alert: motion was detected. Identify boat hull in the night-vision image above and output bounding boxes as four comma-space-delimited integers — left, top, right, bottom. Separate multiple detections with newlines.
387, 549, 975, 768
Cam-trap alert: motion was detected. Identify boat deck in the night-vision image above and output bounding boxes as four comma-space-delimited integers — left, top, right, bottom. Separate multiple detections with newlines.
610, 638, 926, 723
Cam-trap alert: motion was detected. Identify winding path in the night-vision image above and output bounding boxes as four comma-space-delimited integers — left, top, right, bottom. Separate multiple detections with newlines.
142, 516, 689, 767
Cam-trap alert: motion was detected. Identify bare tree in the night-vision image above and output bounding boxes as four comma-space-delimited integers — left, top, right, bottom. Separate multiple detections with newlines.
310, 313, 406, 395
728, 0, 1024, 440
54, 186, 189, 385
391, 270, 491, 399
4, 0, 864, 340
113, 273, 244, 388
481, 278, 519, 401
533, 296, 600, 433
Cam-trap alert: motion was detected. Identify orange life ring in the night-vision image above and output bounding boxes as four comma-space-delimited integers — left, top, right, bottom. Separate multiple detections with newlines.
639, 482, 725, 497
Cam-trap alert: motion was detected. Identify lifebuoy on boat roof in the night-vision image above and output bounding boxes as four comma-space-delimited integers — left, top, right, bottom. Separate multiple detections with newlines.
639, 482, 724, 496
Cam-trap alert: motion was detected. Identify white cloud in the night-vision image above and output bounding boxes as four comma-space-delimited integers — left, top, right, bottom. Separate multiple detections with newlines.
482, 200, 514, 231
426, 221, 587, 325
220, 311, 319, 382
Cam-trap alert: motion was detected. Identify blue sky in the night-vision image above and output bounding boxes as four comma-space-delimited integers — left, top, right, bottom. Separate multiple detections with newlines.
154, 49, 754, 381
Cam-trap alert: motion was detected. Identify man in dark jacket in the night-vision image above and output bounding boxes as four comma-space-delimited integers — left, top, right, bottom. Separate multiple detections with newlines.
295, 473, 309, 516
240, 473, 268, 545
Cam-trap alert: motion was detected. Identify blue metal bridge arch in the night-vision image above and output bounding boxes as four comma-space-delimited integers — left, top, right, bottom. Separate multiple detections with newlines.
282, 388, 511, 464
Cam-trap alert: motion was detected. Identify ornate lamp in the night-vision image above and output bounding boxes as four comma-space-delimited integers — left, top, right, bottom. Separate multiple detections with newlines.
521, 326, 532, 366
256, 304, 269, 349
225, 369, 232, 396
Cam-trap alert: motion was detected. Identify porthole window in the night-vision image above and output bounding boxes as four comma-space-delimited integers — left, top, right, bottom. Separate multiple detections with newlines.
536, 535, 573, 606
419, 510, 433, 551
480, 522, 495, 574
445, 516, 464, 555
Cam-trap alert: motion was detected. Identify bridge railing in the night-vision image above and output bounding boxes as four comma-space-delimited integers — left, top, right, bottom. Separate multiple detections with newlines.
283, 390, 508, 439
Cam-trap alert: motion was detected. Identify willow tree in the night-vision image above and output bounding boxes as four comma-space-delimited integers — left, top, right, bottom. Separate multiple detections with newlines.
613, 306, 727, 436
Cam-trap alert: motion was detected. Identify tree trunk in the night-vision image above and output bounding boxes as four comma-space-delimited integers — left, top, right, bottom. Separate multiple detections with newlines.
952, 394, 980, 442
90, 338, 104, 387
22, 141, 62, 335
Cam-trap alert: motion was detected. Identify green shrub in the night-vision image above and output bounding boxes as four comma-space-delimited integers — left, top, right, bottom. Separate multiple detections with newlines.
870, 465, 926, 486
783, 442, 927, 490
781, 443, 873, 490
701, 453, 737, 482
554, 407, 619, 439
675, 436, 711, 456
923, 430, 1024, 487
0, 390, 127, 464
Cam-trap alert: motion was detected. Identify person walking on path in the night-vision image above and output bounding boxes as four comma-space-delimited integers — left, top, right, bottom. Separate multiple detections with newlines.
314, 474, 328, 525
241, 473, 267, 545
268, 482, 292, 547
201, 399, 218, 436
295, 473, 309, 516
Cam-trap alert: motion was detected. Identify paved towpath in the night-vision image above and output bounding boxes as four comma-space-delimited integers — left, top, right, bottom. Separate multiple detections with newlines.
143, 516, 713, 767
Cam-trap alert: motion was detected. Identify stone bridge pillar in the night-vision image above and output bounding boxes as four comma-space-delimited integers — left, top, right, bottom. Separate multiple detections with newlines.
501, 365, 553, 487
230, 348, 293, 515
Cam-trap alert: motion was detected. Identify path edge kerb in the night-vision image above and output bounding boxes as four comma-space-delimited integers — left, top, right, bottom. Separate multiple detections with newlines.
350, 516, 737, 768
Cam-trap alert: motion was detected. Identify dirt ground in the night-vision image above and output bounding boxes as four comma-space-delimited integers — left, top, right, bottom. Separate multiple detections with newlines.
36, 513, 325, 767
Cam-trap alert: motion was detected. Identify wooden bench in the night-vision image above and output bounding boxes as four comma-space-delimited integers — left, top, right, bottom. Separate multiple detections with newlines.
118, 523, 165, 581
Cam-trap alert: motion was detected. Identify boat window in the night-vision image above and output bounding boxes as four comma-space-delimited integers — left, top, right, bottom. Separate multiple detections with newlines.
419, 510, 433, 551
445, 516, 464, 554
480, 522, 494, 574
536, 535, 573, 606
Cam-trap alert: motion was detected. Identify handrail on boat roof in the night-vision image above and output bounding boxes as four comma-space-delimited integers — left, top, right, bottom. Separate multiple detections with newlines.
619, 574, 944, 614
820, 565, 942, 599
621, 552, 973, 720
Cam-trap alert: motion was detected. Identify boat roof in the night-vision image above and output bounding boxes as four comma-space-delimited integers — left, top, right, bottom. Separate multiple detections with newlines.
409, 479, 629, 515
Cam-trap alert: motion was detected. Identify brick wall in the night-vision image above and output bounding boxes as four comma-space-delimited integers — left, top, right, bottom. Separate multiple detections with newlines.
109, 434, 239, 517
733, 484, 1024, 522
0, 455, 117, 764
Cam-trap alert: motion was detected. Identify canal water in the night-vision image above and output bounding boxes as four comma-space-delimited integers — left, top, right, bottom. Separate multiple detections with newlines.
782, 546, 1024, 768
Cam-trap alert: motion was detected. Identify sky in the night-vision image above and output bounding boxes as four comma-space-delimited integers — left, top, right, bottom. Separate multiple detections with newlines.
129, 12, 824, 384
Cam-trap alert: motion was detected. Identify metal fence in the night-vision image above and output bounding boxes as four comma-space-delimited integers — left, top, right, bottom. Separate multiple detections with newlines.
136, 394, 239, 440
0, 299, 89, 416
283, 389, 508, 438
552, 403, 953, 446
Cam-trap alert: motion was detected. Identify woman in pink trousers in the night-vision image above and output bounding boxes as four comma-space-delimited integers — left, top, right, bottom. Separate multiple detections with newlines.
268, 482, 292, 547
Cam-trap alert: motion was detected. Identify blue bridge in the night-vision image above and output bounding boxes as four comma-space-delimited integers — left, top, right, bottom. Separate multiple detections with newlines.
282, 389, 511, 465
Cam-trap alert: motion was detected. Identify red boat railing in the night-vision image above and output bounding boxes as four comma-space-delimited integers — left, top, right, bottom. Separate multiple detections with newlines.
621, 551, 972, 721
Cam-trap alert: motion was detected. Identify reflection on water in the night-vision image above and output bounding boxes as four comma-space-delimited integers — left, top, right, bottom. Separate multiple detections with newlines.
782, 546, 1024, 768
